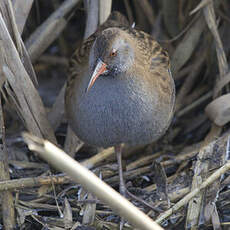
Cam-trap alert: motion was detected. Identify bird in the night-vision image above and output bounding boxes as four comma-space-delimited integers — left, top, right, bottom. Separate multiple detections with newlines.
65, 11, 175, 204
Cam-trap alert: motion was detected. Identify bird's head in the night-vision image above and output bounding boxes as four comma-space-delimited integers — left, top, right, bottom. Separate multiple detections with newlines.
87, 28, 134, 91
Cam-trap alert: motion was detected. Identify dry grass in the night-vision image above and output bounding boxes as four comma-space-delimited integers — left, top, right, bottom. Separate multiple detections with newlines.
0, 0, 230, 229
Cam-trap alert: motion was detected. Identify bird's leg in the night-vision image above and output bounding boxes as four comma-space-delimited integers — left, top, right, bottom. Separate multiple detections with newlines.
115, 145, 162, 213
115, 144, 126, 196
115, 144, 126, 230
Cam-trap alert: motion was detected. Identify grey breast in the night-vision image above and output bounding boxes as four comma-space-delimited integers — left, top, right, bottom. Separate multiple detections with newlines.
68, 69, 170, 148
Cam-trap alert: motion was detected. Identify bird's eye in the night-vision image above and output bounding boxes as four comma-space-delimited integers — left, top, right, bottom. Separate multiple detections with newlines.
110, 48, 117, 57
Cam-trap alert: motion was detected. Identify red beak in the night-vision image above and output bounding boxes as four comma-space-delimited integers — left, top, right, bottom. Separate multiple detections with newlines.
86, 59, 107, 92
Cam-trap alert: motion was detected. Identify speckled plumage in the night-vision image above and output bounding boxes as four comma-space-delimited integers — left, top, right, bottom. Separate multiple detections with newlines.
65, 12, 175, 148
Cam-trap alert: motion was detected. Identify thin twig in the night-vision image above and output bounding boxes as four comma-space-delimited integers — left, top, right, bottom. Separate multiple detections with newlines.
156, 159, 230, 224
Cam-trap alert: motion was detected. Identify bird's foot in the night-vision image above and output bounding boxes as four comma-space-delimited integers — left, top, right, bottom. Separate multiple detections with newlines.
120, 183, 162, 213
118, 184, 126, 230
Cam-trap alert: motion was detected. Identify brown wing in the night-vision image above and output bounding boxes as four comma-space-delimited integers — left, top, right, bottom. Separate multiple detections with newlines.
123, 27, 175, 125
66, 12, 129, 103
122, 27, 170, 71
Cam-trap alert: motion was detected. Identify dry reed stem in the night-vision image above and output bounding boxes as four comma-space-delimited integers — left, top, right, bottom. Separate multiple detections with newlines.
13, 0, 34, 35
0, 94, 15, 229
26, 0, 81, 62
156, 156, 230, 224
23, 132, 164, 230
186, 1, 229, 228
